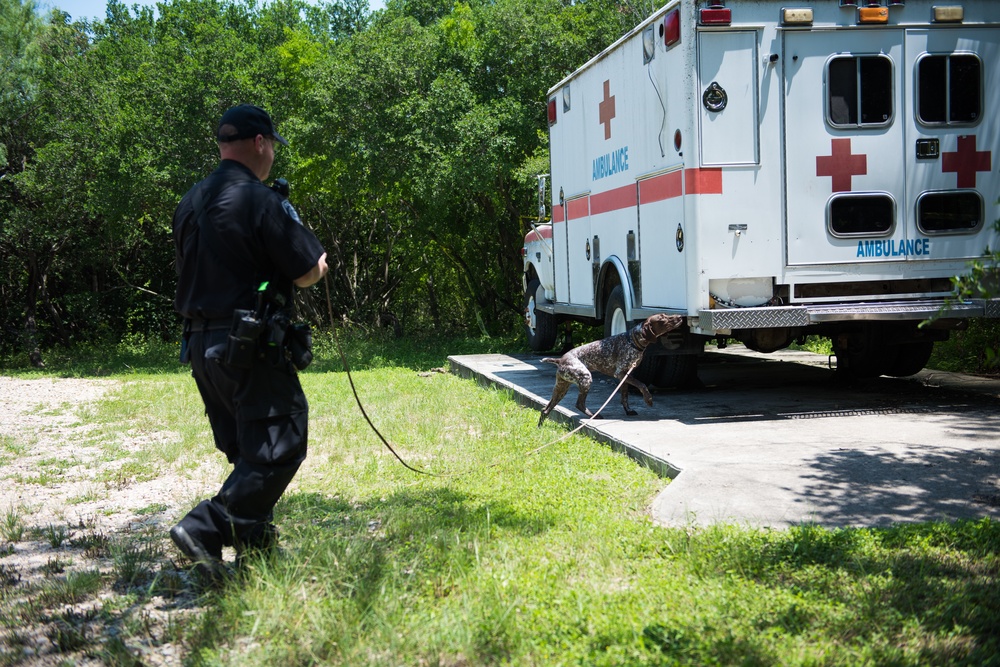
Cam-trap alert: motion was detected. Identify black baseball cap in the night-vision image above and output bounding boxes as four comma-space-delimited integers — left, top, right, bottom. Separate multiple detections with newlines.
216, 104, 288, 145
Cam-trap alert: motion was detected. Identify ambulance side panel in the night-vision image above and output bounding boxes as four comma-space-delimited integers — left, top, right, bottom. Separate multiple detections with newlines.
635, 10, 691, 310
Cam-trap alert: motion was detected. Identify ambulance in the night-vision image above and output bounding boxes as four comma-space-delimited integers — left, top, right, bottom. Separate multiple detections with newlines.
523, 0, 1000, 382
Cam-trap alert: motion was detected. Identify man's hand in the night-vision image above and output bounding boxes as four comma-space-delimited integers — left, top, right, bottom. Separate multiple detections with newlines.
294, 252, 328, 288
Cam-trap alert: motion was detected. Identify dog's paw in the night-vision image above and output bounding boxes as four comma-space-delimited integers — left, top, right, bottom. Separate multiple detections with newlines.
643, 396, 653, 407
625, 409, 638, 417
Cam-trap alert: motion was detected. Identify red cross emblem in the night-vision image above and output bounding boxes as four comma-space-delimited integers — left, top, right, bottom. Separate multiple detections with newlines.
816, 138, 868, 192
942, 135, 991, 189
599, 80, 616, 141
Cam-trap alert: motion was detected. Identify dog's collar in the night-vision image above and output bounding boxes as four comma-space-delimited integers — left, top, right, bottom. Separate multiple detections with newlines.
629, 327, 648, 351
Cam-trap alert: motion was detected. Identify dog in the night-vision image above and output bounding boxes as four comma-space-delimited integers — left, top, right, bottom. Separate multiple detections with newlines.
537, 313, 683, 426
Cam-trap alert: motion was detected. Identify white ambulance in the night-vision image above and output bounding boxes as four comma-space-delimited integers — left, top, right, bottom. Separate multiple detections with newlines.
523, 0, 1000, 382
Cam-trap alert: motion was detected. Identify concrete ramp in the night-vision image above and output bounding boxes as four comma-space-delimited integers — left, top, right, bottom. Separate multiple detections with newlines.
449, 347, 1000, 529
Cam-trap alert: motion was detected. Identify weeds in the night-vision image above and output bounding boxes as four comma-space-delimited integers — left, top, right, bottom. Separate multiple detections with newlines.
71, 530, 111, 559
0, 564, 20, 588
38, 569, 103, 607
0, 508, 23, 543
39, 557, 69, 576
45, 608, 96, 653
40, 524, 69, 548
110, 536, 162, 589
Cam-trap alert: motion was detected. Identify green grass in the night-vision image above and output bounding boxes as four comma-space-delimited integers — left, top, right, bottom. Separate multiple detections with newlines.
1, 333, 999, 665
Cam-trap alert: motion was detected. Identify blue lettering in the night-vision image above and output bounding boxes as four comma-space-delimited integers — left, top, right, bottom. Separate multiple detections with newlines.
592, 146, 630, 182
855, 238, 931, 260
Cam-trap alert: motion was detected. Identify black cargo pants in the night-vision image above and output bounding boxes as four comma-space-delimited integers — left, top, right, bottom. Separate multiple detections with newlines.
178, 327, 308, 557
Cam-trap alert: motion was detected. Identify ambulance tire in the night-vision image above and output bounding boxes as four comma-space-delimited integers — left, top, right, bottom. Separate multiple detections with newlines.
524, 278, 557, 352
884, 341, 934, 378
604, 285, 630, 339
834, 325, 895, 379
652, 355, 700, 389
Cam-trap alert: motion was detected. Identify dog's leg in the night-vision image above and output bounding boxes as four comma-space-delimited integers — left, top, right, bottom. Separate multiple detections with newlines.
617, 383, 638, 416
538, 376, 572, 426
623, 376, 654, 407
574, 369, 601, 419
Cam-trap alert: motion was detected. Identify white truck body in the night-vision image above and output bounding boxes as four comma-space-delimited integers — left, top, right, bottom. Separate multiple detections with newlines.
523, 0, 1000, 378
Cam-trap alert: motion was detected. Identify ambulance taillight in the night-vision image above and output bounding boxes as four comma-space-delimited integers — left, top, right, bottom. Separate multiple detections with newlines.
547, 98, 557, 126
699, 5, 732, 26
663, 9, 680, 47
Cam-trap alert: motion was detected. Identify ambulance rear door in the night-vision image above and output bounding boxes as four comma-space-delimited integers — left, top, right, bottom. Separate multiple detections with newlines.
783, 29, 906, 266
903, 27, 999, 263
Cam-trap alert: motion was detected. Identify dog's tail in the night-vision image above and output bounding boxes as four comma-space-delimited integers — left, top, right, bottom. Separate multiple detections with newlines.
540, 358, 559, 366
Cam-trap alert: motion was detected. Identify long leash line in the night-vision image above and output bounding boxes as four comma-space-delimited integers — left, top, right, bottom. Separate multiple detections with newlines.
322, 273, 441, 477
320, 273, 637, 476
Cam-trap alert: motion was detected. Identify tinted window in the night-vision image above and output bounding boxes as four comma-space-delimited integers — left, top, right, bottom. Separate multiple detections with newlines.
918, 54, 981, 124
918, 191, 983, 234
829, 194, 895, 236
829, 56, 893, 127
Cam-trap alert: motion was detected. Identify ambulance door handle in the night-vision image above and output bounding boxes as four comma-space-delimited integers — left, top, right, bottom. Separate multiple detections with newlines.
703, 82, 728, 113
916, 138, 940, 160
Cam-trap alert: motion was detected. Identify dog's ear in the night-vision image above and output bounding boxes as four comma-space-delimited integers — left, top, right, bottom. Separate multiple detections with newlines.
640, 317, 655, 340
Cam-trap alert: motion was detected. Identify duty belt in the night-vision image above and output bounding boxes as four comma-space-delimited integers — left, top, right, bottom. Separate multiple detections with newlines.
183, 317, 232, 333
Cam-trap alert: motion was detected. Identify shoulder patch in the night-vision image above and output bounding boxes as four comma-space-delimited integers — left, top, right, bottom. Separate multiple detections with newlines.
281, 199, 303, 225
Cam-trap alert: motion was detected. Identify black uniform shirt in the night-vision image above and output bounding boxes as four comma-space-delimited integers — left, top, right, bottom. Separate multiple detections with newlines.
173, 160, 324, 320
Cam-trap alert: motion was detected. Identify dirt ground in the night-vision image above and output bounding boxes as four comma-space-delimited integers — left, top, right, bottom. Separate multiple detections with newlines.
0, 376, 220, 666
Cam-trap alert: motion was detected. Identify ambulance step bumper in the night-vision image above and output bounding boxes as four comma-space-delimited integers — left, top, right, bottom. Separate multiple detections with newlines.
698, 299, 1000, 331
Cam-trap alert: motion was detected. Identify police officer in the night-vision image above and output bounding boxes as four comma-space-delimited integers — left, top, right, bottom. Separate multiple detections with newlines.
171, 104, 328, 580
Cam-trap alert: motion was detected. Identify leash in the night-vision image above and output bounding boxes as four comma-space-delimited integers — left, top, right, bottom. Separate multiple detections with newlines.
322, 273, 440, 476
320, 272, 639, 476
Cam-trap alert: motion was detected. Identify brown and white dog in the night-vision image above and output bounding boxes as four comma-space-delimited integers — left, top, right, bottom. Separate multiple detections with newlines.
537, 313, 683, 426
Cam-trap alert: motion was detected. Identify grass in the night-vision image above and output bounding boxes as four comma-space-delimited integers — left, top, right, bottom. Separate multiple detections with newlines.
0, 331, 998, 665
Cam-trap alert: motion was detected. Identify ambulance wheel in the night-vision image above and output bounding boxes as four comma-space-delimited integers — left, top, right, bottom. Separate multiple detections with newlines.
653, 354, 700, 389
524, 278, 557, 352
604, 285, 629, 338
884, 341, 934, 377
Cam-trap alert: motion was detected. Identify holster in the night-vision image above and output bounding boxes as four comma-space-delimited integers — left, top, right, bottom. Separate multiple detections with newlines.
261, 313, 313, 371
224, 309, 264, 369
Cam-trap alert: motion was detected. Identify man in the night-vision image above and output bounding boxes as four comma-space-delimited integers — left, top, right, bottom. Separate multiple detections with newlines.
171, 104, 328, 580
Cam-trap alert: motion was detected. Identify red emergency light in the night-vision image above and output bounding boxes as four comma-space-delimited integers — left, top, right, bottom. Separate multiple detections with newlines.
699, 5, 732, 25
664, 8, 680, 47
547, 98, 557, 126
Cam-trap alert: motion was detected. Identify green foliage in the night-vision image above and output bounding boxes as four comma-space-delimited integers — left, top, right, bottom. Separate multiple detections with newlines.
1, 0, 640, 364
930, 318, 1000, 375
945, 215, 1000, 372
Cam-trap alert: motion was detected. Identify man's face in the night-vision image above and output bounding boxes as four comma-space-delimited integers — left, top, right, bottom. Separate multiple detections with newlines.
256, 135, 276, 181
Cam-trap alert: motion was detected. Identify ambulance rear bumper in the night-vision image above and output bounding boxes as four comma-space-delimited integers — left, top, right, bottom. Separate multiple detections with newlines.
697, 298, 1000, 331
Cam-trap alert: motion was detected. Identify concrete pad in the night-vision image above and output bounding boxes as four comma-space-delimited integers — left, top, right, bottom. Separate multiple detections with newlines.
449, 347, 1000, 529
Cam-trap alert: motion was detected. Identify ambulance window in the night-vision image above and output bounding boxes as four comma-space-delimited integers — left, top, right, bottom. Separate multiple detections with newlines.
828, 194, 894, 236
917, 54, 981, 125
917, 192, 983, 234
828, 56, 893, 128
